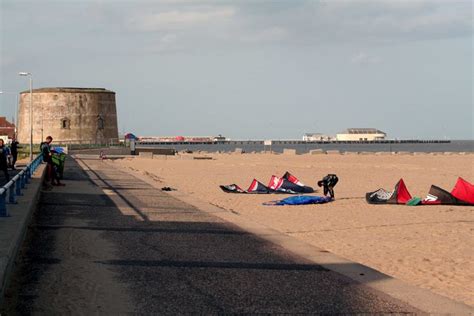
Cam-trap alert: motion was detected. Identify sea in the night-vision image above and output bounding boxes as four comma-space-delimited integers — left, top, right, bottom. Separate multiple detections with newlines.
136, 140, 474, 154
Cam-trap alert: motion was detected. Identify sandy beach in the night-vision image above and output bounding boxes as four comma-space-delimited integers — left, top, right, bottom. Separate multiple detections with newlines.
110, 152, 474, 306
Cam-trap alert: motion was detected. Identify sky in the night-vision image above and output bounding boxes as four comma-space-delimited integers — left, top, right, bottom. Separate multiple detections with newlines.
0, 0, 472, 139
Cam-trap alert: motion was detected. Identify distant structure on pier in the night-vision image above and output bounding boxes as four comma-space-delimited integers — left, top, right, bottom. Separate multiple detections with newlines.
336, 128, 386, 141
302, 133, 333, 142
139, 135, 227, 143
17, 87, 119, 144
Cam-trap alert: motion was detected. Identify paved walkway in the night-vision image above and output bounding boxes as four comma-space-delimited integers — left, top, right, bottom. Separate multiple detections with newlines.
2, 157, 421, 314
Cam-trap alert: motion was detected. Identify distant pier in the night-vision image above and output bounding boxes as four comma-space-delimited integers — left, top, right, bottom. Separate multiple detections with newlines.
137, 139, 451, 146
132, 139, 472, 154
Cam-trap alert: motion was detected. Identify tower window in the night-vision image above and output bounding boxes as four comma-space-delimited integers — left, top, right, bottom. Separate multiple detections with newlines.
97, 116, 104, 130
61, 118, 70, 129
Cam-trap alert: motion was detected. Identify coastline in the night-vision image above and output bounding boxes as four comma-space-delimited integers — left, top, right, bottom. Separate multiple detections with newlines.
133, 139, 474, 154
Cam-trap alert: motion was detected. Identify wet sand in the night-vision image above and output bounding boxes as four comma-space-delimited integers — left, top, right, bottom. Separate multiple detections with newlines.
111, 152, 474, 306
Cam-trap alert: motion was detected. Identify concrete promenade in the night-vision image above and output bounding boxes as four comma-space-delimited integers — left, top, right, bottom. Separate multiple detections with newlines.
0, 162, 45, 306
0, 157, 442, 313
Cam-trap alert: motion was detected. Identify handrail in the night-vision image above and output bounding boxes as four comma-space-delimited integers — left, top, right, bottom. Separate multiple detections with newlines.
0, 154, 44, 217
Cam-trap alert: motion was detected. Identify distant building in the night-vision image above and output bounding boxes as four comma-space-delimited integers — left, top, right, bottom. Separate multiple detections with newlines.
303, 133, 332, 141
139, 136, 215, 143
336, 128, 386, 141
213, 134, 227, 143
0, 117, 15, 140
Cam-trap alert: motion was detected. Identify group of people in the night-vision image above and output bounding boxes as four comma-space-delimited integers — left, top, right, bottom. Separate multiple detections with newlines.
0, 138, 20, 182
0, 135, 64, 187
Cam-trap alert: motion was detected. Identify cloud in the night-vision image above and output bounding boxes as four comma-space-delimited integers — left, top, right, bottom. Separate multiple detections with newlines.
148, 33, 181, 53
0, 55, 17, 68
240, 26, 289, 43
315, 0, 472, 42
351, 52, 382, 65
160, 33, 178, 43
114, 0, 471, 57
4, 0, 470, 61
128, 7, 235, 31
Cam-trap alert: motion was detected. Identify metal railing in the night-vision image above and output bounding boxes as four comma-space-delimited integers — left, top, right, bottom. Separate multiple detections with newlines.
0, 155, 43, 217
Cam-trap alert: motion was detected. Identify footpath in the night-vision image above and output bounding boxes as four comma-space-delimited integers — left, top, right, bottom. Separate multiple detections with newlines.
0, 163, 45, 303
1, 156, 471, 314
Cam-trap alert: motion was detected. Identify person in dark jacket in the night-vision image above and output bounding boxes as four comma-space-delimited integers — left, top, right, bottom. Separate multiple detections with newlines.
10, 138, 20, 170
0, 139, 10, 182
41, 136, 64, 186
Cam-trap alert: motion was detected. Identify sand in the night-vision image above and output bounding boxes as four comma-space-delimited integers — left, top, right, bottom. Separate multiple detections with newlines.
110, 152, 474, 306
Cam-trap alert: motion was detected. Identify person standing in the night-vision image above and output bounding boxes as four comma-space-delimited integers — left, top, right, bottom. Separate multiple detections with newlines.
41, 136, 64, 186
10, 138, 20, 170
4, 143, 12, 169
0, 139, 10, 182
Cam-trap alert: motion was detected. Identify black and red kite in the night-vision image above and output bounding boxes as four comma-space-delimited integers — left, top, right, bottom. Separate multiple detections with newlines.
366, 179, 412, 204
366, 177, 473, 206
422, 177, 474, 205
220, 172, 314, 194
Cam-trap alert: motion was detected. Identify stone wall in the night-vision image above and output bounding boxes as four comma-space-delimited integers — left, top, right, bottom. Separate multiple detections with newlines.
17, 88, 119, 144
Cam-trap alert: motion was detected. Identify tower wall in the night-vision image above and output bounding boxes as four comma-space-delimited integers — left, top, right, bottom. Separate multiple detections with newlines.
17, 88, 119, 144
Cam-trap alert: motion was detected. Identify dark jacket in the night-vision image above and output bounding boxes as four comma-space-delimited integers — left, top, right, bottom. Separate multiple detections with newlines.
41, 142, 52, 163
0, 146, 8, 169
10, 141, 19, 155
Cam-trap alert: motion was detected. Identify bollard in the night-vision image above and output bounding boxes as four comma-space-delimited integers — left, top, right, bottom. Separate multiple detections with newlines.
9, 186, 16, 204
34, 158, 40, 171
21, 172, 26, 189
0, 191, 8, 217
16, 179, 22, 196
25, 168, 31, 183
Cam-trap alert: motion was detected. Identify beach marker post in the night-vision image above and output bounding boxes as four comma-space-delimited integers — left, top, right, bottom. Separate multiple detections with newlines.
264, 140, 272, 153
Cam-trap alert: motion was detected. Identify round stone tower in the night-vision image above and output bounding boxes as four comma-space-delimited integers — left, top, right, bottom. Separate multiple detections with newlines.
17, 87, 119, 145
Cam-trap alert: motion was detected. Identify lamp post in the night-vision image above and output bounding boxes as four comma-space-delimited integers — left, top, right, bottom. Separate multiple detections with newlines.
0, 91, 19, 137
18, 72, 33, 161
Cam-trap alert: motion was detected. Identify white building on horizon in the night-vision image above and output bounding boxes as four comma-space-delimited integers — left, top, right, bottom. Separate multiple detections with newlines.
336, 128, 386, 141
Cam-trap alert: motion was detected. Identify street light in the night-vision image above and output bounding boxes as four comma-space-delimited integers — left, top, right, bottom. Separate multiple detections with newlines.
0, 91, 19, 137
18, 72, 33, 161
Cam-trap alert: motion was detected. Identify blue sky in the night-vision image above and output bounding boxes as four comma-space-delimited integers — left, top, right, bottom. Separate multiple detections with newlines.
1, 0, 472, 139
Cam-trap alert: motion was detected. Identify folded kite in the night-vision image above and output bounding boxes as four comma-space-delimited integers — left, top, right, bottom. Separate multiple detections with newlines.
220, 172, 314, 194
366, 177, 473, 206
422, 177, 473, 205
366, 179, 412, 204
263, 195, 333, 206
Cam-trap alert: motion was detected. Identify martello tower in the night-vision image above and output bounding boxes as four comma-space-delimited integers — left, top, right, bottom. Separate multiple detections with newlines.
17, 87, 119, 144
